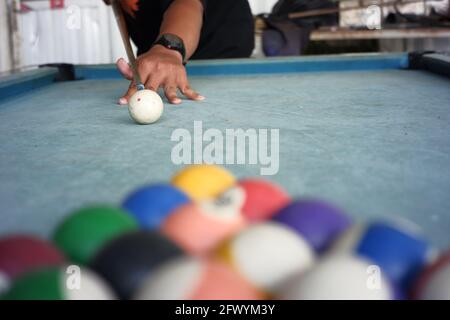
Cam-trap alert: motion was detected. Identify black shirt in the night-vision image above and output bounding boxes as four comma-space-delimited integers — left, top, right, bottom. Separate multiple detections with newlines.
123, 0, 255, 60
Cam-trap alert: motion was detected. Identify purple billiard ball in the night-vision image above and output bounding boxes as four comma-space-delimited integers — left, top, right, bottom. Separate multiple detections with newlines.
272, 199, 352, 253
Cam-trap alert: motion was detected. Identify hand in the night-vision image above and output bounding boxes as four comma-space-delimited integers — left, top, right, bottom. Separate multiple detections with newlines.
117, 45, 204, 105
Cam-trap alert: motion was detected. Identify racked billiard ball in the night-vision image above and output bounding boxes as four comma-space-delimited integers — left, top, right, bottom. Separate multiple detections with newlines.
90, 231, 183, 299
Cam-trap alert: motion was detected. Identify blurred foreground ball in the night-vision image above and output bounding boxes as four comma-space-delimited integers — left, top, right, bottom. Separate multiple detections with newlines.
238, 178, 290, 222
280, 255, 395, 300
2, 266, 115, 300
328, 219, 432, 289
161, 186, 247, 255
216, 222, 315, 293
53, 205, 138, 265
122, 183, 189, 229
0, 235, 65, 294
171, 164, 236, 201
90, 231, 182, 299
273, 199, 351, 252
412, 251, 450, 300
134, 256, 264, 300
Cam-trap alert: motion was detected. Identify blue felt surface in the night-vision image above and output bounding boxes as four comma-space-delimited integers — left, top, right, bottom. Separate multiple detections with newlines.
0, 56, 449, 249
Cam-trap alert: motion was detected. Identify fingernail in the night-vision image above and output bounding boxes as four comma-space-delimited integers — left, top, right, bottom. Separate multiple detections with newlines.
119, 97, 128, 105
173, 98, 182, 104
197, 95, 205, 101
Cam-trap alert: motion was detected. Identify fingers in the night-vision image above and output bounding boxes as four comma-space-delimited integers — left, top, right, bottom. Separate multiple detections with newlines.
116, 58, 134, 80
164, 85, 182, 105
163, 74, 181, 104
181, 85, 205, 101
116, 53, 204, 105
163, 83, 204, 105
118, 81, 137, 105
145, 73, 164, 93
145, 74, 181, 104
117, 77, 204, 106
179, 73, 205, 101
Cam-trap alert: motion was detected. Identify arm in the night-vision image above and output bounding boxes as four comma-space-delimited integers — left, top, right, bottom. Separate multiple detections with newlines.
116, 0, 205, 105
159, 0, 203, 60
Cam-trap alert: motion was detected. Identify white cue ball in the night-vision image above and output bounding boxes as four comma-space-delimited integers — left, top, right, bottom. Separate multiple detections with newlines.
128, 89, 164, 124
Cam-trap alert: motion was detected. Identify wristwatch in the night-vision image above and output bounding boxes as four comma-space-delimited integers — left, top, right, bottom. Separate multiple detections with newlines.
153, 34, 187, 65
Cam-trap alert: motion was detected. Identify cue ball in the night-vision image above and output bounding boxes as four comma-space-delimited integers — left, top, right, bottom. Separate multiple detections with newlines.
128, 89, 163, 124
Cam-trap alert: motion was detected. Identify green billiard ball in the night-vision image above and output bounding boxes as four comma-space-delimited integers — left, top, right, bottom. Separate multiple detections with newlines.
2, 266, 116, 300
53, 205, 138, 265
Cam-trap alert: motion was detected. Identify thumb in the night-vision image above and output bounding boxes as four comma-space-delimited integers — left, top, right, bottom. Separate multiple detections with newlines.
118, 81, 137, 105
116, 57, 134, 80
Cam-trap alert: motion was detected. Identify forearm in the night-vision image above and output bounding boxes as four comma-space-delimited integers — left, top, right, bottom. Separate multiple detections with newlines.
159, 0, 204, 59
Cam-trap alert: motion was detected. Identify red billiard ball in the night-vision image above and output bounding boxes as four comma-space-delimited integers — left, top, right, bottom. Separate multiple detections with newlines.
238, 178, 291, 222
0, 235, 65, 293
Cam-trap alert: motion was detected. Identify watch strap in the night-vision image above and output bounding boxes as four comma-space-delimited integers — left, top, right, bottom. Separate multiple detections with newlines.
153, 33, 187, 65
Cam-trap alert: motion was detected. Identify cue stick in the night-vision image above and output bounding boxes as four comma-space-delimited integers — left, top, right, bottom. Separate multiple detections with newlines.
286, 0, 443, 20
111, 0, 144, 91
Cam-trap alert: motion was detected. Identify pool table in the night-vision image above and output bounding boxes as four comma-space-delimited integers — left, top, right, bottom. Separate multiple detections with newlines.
0, 52, 449, 248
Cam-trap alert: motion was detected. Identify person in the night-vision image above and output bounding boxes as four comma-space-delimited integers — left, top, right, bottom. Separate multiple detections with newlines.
104, 0, 254, 105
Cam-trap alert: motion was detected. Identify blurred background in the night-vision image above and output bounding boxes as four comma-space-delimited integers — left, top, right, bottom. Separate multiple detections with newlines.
0, 0, 449, 73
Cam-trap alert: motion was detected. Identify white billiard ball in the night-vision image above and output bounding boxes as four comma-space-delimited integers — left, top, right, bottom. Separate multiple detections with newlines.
128, 89, 163, 124
279, 255, 395, 300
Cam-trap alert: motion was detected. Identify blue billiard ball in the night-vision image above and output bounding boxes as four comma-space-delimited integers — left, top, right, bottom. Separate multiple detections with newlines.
122, 183, 189, 229
329, 219, 432, 290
